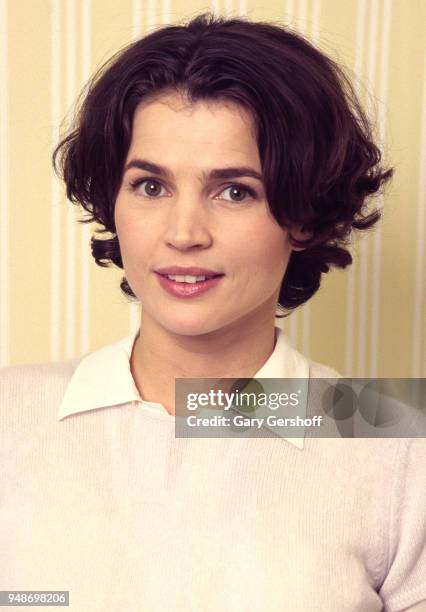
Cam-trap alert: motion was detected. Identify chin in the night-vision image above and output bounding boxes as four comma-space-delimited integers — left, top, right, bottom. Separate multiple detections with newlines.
152, 311, 227, 338
163, 320, 220, 337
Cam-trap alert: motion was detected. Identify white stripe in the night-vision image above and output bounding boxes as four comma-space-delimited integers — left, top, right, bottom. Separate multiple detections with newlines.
310, 0, 321, 45
147, 0, 155, 34
413, 52, 426, 377
224, 0, 234, 17
357, 0, 378, 377
80, 0, 91, 357
210, 0, 219, 16
50, 0, 61, 361
238, 0, 246, 16
345, 0, 366, 377
161, 0, 171, 25
369, 0, 392, 378
65, 0, 77, 358
132, 0, 142, 40
285, 0, 294, 25
0, 0, 9, 366
298, 0, 308, 35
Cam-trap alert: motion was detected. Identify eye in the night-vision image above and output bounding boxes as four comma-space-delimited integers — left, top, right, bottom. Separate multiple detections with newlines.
217, 184, 257, 203
130, 178, 168, 198
129, 178, 257, 203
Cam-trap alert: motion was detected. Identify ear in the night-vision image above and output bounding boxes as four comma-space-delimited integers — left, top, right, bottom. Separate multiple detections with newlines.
288, 225, 313, 252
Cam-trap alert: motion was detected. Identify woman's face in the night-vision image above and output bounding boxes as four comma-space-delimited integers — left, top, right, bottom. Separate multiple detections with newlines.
114, 91, 299, 337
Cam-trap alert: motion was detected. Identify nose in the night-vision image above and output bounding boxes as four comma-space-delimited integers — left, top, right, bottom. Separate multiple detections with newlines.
163, 194, 213, 251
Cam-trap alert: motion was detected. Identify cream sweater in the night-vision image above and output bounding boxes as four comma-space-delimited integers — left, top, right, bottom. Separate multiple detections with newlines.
1, 327, 425, 611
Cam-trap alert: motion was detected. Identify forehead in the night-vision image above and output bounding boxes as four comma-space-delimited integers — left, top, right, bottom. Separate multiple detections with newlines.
129, 91, 259, 162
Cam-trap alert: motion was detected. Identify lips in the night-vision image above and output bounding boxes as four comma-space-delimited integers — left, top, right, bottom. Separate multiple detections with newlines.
158, 273, 222, 279
156, 272, 224, 298
155, 266, 224, 278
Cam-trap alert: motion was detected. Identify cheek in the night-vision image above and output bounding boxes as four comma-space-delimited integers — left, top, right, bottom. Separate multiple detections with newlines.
115, 202, 149, 258
119, 233, 151, 269
114, 198, 134, 236
243, 232, 291, 276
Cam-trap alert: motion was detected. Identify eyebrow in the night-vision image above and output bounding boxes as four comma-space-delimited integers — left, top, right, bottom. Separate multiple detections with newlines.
123, 158, 264, 182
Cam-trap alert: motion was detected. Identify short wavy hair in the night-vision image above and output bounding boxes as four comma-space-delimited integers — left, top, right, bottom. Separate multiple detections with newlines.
52, 11, 394, 317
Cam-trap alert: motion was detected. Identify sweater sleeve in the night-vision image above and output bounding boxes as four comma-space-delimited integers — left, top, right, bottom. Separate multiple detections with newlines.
378, 437, 426, 612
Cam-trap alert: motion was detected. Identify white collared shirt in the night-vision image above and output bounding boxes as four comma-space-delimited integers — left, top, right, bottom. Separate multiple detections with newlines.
58, 326, 317, 449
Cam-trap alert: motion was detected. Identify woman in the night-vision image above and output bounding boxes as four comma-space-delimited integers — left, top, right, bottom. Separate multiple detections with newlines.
1, 12, 425, 611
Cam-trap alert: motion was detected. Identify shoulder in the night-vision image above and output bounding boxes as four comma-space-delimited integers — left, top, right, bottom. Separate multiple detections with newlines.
0, 357, 81, 388
0, 358, 82, 426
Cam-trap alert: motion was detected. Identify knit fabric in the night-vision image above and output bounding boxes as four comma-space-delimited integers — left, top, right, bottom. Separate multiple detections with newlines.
1, 328, 425, 611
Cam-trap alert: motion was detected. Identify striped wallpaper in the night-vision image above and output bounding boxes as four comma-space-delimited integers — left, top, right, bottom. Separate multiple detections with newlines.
0, 0, 425, 378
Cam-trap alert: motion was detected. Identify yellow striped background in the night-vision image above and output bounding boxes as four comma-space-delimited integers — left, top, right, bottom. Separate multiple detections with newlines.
0, 0, 425, 378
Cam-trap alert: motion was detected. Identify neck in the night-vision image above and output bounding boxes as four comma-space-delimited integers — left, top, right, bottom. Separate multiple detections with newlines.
130, 312, 278, 414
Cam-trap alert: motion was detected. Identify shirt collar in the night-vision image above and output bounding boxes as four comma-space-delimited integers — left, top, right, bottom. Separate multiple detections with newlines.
58, 326, 310, 449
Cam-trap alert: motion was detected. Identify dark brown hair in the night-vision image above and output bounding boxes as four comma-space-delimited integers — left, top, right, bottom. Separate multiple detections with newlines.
52, 11, 394, 317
